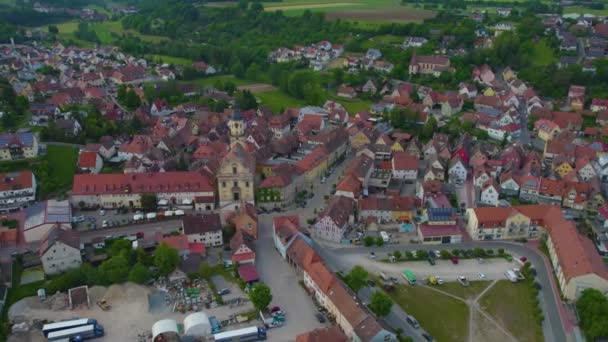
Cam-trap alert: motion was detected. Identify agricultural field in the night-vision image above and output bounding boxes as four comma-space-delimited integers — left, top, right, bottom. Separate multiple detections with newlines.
263, 0, 436, 23
145, 54, 193, 66
193, 75, 255, 87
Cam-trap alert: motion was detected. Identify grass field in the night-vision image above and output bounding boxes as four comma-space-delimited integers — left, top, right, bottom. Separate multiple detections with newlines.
328, 96, 372, 113
439, 281, 491, 300
388, 284, 469, 342
480, 280, 544, 342
256, 90, 306, 112
563, 6, 608, 16
145, 54, 193, 66
45, 145, 78, 195
527, 40, 558, 67
54, 20, 167, 46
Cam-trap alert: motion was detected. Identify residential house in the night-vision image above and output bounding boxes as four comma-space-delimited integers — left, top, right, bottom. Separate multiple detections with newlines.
499, 173, 520, 197
40, 226, 81, 276
0, 132, 39, 160
272, 215, 300, 259
448, 156, 467, 183
568, 85, 586, 111
408, 51, 452, 76
296, 326, 348, 342
314, 196, 355, 242
480, 180, 500, 206
77, 151, 103, 174
71, 172, 215, 209
229, 230, 255, 265
391, 152, 419, 181
0, 170, 36, 212
181, 214, 223, 247
24, 200, 71, 243
232, 203, 258, 239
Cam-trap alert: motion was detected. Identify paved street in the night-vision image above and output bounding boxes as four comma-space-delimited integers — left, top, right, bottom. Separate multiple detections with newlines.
255, 214, 325, 341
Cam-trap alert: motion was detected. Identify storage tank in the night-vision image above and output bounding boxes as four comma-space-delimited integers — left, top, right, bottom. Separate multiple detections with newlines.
152, 319, 179, 342
184, 312, 211, 337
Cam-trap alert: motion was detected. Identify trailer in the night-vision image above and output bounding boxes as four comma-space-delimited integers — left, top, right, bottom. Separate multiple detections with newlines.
213, 326, 267, 342
42, 319, 98, 337
46, 324, 104, 341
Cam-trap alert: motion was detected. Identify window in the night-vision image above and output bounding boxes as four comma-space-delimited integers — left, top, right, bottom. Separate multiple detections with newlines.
222, 182, 226, 188
233, 181, 238, 187
246, 182, 249, 187
232, 166, 237, 174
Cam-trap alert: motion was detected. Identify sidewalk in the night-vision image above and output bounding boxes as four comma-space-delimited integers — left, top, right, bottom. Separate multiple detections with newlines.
525, 240, 576, 336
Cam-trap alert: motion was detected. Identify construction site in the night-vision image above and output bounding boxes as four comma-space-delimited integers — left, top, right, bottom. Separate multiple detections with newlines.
7, 278, 254, 342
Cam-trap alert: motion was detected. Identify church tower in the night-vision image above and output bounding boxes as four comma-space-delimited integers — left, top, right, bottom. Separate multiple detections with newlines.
228, 104, 245, 143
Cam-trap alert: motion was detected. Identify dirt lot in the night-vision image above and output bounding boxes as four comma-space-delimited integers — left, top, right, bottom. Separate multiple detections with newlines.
7, 282, 253, 342
471, 308, 512, 342
236, 83, 277, 94
326, 8, 436, 23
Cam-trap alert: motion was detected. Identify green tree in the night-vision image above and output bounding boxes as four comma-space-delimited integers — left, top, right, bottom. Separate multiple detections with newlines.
345, 265, 368, 292
576, 289, 608, 340
128, 263, 151, 284
245, 63, 261, 81
375, 237, 384, 247
231, 61, 244, 78
109, 239, 133, 260
15, 95, 28, 115
136, 247, 153, 266
124, 89, 141, 110
363, 236, 374, 247
99, 256, 130, 284
154, 243, 180, 276
140, 193, 158, 212
249, 283, 273, 311
440, 250, 451, 259
369, 291, 393, 317
48, 25, 59, 35
415, 250, 428, 259
393, 251, 402, 260
199, 263, 213, 279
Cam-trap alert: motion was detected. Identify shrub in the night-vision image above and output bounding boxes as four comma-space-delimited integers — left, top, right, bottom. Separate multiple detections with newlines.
415, 250, 428, 259
405, 251, 414, 259
440, 250, 451, 259
364, 236, 374, 247
486, 249, 494, 255
473, 248, 485, 257
452, 249, 460, 256
393, 251, 402, 260
375, 237, 384, 247
498, 248, 505, 255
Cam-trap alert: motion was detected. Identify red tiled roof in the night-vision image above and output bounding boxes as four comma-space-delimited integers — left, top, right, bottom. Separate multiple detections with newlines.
0, 171, 33, 191
78, 151, 98, 168
238, 264, 259, 283
296, 326, 348, 342
161, 235, 188, 252
392, 151, 419, 170
188, 242, 206, 254
419, 224, 461, 237
72, 172, 214, 195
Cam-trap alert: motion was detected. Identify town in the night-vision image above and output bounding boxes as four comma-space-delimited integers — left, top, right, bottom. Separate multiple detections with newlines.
0, 0, 608, 342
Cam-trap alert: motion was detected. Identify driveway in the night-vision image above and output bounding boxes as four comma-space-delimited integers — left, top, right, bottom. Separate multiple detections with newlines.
255, 214, 325, 340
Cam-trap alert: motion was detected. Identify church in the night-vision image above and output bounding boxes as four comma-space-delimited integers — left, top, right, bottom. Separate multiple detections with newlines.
217, 106, 256, 211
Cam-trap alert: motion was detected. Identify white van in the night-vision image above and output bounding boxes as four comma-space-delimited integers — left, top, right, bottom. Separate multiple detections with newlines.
380, 231, 390, 243
379, 272, 389, 281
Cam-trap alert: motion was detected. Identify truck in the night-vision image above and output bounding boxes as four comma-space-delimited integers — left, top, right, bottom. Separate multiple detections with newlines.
46, 324, 104, 341
133, 214, 144, 221
505, 270, 518, 282
214, 326, 267, 342
42, 319, 98, 337
209, 316, 221, 334
145, 212, 156, 220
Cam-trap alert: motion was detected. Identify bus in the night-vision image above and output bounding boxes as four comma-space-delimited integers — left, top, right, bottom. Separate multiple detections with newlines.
42, 319, 97, 337
46, 324, 104, 341
213, 326, 267, 342
402, 269, 417, 285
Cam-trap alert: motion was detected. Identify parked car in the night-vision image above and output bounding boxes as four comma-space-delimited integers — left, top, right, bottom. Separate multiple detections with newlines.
422, 332, 434, 341
99, 210, 106, 216
457, 276, 469, 287
520, 256, 527, 263
451, 256, 459, 264
320, 177, 327, 184
367, 280, 376, 287
427, 256, 436, 266
406, 315, 420, 329
477, 258, 485, 264
315, 313, 326, 323
530, 268, 537, 277
389, 276, 399, 285
135, 232, 144, 239
102, 220, 109, 228
270, 306, 282, 313
368, 252, 376, 259
478, 273, 486, 279
218, 288, 231, 296
534, 282, 542, 290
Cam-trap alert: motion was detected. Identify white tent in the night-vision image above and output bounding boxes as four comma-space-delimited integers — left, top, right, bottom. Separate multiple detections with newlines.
184, 312, 210, 337
152, 319, 178, 341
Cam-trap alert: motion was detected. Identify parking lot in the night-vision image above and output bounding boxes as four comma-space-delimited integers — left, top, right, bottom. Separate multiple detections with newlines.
339, 254, 521, 284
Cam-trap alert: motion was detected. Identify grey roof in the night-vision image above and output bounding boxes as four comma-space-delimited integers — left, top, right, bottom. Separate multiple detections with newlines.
0, 132, 34, 148
24, 200, 71, 230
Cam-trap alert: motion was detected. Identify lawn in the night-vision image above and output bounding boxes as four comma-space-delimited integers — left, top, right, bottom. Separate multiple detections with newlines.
527, 40, 558, 67
44, 145, 78, 196
256, 90, 306, 112
388, 284, 469, 342
145, 54, 193, 66
438, 281, 491, 300
480, 280, 544, 342
328, 96, 373, 114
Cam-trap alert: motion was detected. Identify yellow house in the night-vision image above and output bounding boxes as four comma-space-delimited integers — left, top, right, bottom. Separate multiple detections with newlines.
350, 130, 373, 150
391, 141, 404, 152
483, 87, 496, 96
504, 211, 533, 239
555, 161, 574, 179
